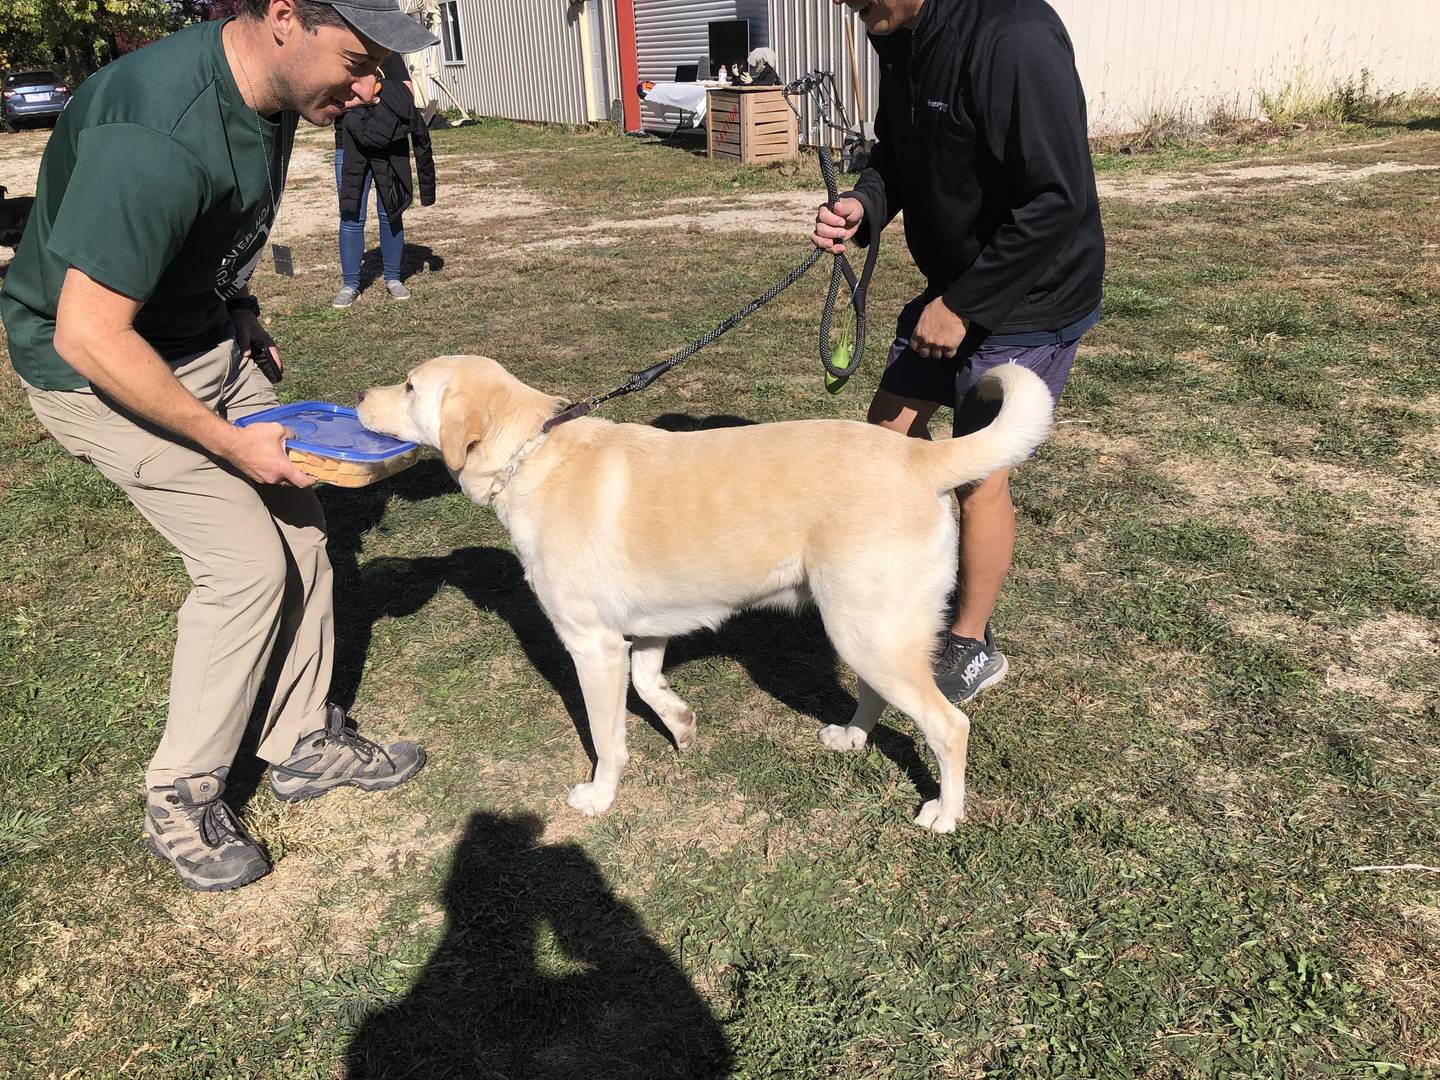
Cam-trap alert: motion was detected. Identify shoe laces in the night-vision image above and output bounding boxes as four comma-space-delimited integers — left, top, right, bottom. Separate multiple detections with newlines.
316, 723, 394, 770
938, 632, 979, 668
171, 794, 248, 849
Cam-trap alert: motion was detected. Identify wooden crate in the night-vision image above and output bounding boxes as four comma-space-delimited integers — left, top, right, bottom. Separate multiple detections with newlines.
706, 86, 798, 165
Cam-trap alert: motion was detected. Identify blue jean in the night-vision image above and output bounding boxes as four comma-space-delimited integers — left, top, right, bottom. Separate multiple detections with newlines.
335, 148, 403, 288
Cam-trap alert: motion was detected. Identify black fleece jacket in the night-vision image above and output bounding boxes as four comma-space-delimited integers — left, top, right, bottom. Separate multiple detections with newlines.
850, 0, 1104, 335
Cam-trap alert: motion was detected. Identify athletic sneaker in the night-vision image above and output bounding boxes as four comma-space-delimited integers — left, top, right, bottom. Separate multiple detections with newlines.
385, 280, 411, 301
332, 286, 359, 309
933, 625, 1009, 704
144, 768, 270, 892
268, 704, 426, 803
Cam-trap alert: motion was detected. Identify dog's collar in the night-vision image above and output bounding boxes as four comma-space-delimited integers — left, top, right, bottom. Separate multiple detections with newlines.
480, 428, 549, 504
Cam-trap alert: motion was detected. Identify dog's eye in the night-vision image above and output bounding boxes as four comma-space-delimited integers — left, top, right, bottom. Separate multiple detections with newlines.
404, 380, 413, 393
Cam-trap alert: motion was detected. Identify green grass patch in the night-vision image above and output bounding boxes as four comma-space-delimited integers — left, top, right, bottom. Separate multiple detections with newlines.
2, 119, 1439, 1078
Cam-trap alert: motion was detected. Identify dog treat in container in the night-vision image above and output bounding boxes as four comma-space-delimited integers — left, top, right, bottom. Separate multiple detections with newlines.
234, 402, 421, 487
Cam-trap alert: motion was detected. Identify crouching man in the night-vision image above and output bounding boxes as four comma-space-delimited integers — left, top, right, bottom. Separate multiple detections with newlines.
0, 0, 439, 891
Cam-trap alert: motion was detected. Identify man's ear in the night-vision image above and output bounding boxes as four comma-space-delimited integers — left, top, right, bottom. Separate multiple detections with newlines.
439, 386, 485, 472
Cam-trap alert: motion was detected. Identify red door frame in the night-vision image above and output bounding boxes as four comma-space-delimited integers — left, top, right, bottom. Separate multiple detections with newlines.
614, 0, 642, 131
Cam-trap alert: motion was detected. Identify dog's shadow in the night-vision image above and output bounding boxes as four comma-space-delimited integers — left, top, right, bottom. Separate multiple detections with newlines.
344, 810, 734, 1079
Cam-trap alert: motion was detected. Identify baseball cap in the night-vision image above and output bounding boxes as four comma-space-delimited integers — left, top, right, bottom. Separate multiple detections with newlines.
325, 0, 439, 54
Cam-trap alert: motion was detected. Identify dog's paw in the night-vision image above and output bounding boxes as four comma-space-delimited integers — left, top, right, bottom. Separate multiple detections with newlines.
913, 799, 961, 833
818, 724, 869, 752
566, 782, 616, 817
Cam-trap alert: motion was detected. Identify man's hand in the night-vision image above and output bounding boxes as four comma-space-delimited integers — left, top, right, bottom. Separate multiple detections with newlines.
812, 196, 864, 253
222, 421, 314, 488
910, 297, 969, 359
56, 268, 312, 488
230, 307, 283, 378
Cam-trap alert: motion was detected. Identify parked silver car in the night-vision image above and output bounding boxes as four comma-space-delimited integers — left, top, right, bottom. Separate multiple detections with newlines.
3, 70, 71, 129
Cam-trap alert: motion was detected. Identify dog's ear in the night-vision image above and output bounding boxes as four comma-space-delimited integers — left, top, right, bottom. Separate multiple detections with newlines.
439, 386, 487, 472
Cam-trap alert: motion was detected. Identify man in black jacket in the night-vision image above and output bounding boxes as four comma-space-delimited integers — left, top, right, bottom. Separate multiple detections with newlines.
813, 0, 1104, 704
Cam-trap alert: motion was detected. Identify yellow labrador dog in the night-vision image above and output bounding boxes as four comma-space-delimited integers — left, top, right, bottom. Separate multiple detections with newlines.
358, 356, 1052, 831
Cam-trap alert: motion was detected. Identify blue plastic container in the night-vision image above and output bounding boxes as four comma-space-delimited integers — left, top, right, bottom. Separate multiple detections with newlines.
235, 402, 421, 485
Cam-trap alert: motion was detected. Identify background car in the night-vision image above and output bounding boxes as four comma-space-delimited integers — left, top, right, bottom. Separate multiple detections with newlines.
2, 70, 71, 129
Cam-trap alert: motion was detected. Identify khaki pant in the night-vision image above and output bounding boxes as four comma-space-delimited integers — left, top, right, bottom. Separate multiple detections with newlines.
24, 340, 334, 788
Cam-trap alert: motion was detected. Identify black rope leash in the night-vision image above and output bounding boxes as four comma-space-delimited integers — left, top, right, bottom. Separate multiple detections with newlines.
542, 73, 879, 435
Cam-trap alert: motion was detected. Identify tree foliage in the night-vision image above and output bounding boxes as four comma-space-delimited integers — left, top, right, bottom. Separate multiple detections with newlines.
0, 0, 218, 77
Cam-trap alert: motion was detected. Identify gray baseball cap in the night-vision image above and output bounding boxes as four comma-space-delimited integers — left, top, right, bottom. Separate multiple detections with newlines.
327, 0, 439, 54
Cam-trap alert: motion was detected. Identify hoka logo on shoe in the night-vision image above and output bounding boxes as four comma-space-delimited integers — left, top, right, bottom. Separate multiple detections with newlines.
962, 651, 989, 686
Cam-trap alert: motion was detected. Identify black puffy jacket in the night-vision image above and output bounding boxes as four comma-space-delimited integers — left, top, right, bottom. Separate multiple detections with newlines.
338, 74, 436, 230
849, 0, 1104, 335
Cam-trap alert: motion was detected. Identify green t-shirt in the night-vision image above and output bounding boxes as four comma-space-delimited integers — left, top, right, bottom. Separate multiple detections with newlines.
0, 19, 296, 390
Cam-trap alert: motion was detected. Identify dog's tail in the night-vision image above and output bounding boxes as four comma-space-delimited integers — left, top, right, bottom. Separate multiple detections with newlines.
911, 364, 1055, 492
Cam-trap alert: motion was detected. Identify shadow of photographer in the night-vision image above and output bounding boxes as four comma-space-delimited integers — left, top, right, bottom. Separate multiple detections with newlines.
345, 810, 734, 1079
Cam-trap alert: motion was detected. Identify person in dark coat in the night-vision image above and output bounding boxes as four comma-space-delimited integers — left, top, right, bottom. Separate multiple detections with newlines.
812, 0, 1105, 705
332, 52, 436, 306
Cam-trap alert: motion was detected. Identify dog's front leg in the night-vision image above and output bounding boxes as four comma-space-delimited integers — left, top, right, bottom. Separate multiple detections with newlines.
562, 630, 632, 817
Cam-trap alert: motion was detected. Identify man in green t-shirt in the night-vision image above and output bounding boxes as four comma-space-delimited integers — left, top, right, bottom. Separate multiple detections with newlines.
1, 0, 437, 892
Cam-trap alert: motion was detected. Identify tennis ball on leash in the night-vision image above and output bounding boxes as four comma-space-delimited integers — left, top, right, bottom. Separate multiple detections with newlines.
825, 328, 855, 395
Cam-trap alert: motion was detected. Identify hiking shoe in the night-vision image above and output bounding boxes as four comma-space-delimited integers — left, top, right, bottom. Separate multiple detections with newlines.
268, 704, 426, 803
332, 286, 359, 309
144, 768, 271, 892
385, 280, 411, 300
933, 625, 1009, 704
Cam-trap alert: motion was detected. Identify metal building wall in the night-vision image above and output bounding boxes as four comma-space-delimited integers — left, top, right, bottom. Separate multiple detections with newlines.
430, 1, 1438, 135
634, 0, 771, 131
598, 0, 623, 121
1050, 0, 1440, 133
765, 0, 878, 150
428, 2, 593, 125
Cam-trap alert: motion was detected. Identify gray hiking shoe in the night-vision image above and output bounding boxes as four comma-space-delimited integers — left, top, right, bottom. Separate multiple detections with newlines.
933, 625, 1009, 704
385, 280, 411, 300
144, 768, 271, 892
332, 286, 359, 309
268, 704, 426, 803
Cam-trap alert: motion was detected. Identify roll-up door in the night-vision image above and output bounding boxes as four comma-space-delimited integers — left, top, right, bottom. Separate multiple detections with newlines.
634, 0, 770, 131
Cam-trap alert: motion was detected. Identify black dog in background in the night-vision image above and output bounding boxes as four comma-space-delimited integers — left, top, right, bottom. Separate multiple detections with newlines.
0, 185, 36, 249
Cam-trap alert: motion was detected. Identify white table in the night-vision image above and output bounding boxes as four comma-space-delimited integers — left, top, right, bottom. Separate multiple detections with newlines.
642, 81, 720, 129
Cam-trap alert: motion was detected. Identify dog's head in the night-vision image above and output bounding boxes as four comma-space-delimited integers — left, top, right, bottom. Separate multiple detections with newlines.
357, 355, 567, 476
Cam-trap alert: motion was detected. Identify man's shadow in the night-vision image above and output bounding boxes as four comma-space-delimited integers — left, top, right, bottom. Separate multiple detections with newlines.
345, 811, 734, 1079
357, 242, 444, 291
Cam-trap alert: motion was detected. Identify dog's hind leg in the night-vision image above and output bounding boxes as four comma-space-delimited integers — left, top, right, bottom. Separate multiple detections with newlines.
630, 637, 697, 754
816, 548, 970, 831
847, 649, 971, 832
562, 629, 632, 817
818, 678, 883, 752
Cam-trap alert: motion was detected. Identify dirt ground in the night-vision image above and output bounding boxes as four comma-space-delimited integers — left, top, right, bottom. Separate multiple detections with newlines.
6, 123, 1438, 257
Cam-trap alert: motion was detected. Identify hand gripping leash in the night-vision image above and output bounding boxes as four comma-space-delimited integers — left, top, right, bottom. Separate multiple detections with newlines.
542, 72, 879, 434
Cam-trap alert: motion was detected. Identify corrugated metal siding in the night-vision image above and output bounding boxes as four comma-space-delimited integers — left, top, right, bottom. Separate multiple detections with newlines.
634, 0, 770, 130
431, 1, 1439, 135
766, 0, 878, 150
1046, 0, 1440, 133
430, 2, 592, 124
599, 0, 623, 120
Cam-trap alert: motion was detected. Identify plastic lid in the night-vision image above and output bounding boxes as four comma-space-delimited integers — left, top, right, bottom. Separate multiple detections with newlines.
233, 401, 418, 461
